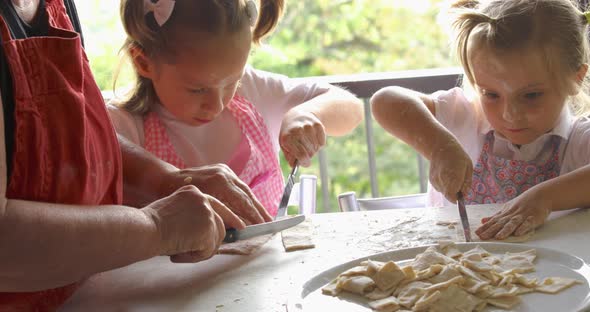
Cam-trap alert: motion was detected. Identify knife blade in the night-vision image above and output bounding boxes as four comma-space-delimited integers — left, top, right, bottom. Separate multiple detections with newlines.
224, 214, 305, 243
457, 192, 472, 242
275, 161, 299, 219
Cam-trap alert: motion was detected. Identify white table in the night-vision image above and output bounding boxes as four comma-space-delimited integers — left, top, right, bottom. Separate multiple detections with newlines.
60, 205, 590, 312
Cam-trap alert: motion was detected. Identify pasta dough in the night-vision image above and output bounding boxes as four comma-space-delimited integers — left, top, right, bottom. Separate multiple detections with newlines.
218, 234, 273, 255
322, 243, 582, 311
281, 218, 315, 252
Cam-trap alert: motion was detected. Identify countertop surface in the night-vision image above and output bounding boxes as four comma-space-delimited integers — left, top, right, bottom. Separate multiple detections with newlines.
61, 204, 590, 312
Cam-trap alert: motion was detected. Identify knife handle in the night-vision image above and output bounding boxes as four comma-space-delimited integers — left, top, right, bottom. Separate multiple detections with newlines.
224, 228, 238, 243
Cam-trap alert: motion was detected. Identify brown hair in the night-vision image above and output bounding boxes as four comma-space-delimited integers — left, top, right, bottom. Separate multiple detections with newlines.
115, 0, 284, 114
448, 0, 590, 114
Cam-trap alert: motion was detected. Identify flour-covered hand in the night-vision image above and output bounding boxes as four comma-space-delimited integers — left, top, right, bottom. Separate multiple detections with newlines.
429, 139, 473, 203
475, 186, 552, 240
279, 107, 326, 167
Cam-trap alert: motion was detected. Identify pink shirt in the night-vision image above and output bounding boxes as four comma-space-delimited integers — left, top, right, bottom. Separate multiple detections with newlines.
429, 87, 590, 207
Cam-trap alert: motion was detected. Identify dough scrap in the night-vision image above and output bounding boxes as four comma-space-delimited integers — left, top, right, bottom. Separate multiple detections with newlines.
219, 234, 273, 255
322, 242, 582, 311
281, 218, 315, 252
535, 277, 582, 294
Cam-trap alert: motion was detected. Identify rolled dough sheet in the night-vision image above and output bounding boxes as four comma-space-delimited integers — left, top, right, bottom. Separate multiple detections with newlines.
219, 234, 274, 255
282, 218, 315, 252
455, 220, 534, 243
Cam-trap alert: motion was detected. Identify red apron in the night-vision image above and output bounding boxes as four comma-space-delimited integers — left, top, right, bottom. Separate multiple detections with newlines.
0, 0, 122, 310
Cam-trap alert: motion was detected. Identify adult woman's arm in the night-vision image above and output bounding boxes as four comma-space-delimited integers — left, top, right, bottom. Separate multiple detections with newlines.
118, 135, 271, 223
0, 199, 159, 292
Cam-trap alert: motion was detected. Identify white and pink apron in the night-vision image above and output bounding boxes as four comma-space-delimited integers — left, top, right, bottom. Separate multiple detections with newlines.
143, 96, 285, 216
465, 131, 561, 204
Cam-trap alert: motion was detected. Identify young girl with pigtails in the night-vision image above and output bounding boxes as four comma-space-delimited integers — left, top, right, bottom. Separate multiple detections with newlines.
371, 0, 590, 240
109, 0, 363, 219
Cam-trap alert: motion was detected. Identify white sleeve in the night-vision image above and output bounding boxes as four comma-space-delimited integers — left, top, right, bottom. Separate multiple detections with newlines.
107, 104, 145, 146
237, 65, 332, 150
433, 88, 485, 140
561, 116, 590, 174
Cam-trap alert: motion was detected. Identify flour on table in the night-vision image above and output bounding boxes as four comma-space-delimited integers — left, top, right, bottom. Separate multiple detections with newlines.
436, 220, 458, 230
282, 218, 315, 252
454, 220, 535, 243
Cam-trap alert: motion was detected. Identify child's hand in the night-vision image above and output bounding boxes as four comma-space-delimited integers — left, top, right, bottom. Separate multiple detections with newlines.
475, 186, 552, 240
429, 140, 473, 203
280, 108, 326, 167
142, 185, 227, 263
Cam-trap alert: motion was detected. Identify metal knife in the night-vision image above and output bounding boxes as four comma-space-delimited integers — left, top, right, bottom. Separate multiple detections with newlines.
224, 214, 305, 243
457, 192, 472, 242
275, 161, 300, 219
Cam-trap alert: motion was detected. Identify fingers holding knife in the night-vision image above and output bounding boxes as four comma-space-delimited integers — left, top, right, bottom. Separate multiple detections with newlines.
457, 191, 472, 242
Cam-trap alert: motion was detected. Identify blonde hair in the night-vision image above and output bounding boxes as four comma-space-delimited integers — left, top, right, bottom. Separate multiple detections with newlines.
115, 0, 284, 115
449, 0, 590, 115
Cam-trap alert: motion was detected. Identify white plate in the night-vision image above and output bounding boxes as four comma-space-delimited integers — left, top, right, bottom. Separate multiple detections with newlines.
288, 242, 590, 312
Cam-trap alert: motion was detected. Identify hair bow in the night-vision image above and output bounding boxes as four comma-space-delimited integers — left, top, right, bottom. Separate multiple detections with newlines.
585, 11, 590, 25
144, 0, 176, 27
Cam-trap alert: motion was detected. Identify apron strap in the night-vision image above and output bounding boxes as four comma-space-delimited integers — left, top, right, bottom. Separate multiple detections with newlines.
0, 14, 17, 180
63, 0, 83, 47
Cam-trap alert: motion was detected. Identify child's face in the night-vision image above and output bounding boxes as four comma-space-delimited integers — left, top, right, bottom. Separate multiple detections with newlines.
148, 28, 252, 126
470, 48, 572, 145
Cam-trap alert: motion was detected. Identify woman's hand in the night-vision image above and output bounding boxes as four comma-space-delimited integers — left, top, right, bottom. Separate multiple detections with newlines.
475, 186, 552, 240
161, 164, 273, 225
279, 107, 326, 167
142, 185, 226, 263
429, 140, 473, 203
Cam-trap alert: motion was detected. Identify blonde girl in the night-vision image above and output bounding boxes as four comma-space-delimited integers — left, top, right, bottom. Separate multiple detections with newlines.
371, 0, 590, 240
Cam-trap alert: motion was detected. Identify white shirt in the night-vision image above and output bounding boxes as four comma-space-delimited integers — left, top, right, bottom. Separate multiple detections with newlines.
108, 65, 332, 167
428, 87, 590, 206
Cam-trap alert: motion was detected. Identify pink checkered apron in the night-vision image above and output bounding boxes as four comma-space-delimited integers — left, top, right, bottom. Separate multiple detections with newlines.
465, 131, 562, 204
143, 96, 285, 216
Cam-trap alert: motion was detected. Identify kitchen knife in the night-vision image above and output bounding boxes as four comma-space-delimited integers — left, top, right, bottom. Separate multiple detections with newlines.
275, 161, 299, 219
457, 192, 472, 242
224, 214, 305, 243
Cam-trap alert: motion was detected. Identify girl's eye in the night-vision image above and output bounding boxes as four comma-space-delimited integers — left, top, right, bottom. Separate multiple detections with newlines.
524, 92, 543, 100
481, 89, 499, 100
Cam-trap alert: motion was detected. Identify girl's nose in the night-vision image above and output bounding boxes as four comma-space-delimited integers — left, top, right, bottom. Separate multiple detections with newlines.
502, 101, 524, 122
202, 91, 225, 116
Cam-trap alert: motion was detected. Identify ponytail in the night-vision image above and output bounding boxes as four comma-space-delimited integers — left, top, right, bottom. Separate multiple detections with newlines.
253, 0, 285, 43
